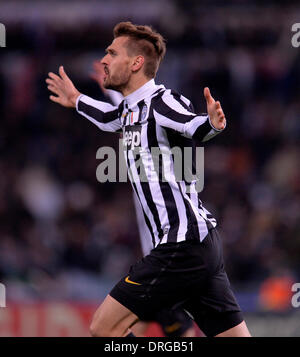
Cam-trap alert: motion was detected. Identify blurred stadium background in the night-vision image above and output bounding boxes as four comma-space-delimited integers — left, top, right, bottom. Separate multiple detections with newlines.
0, 0, 300, 337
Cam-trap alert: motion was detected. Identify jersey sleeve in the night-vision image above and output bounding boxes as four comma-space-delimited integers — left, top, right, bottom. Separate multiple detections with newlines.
76, 94, 122, 133
153, 90, 225, 142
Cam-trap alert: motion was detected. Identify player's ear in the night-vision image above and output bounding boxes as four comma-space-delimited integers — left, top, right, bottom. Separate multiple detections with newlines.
132, 55, 144, 72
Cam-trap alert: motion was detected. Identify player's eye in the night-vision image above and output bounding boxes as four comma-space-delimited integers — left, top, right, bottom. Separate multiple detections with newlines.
108, 50, 117, 57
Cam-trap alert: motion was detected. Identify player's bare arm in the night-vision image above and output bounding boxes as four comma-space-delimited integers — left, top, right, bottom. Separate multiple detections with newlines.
46, 66, 80, 108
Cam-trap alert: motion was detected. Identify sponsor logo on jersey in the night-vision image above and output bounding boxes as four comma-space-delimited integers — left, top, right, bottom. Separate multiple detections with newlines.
123, 125, 142, 150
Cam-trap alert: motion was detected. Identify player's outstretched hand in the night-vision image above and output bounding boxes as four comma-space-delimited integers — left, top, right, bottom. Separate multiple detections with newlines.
204, 87, 226, 131
46, 66, 80, 108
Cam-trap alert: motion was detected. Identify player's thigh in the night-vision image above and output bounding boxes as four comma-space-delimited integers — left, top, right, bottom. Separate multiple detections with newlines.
90, 294, 139, 337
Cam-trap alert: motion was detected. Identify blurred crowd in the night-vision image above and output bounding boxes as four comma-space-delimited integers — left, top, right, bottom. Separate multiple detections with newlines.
0, 0, 300, 311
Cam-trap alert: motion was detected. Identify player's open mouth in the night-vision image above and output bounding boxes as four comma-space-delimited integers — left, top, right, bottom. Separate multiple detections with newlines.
104, 67, 109, 81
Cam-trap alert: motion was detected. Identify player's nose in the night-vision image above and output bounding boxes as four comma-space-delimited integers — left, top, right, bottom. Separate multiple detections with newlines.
101, 55, 109, 66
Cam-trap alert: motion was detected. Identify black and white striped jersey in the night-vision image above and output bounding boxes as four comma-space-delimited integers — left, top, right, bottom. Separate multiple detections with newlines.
76, 79, 223, 248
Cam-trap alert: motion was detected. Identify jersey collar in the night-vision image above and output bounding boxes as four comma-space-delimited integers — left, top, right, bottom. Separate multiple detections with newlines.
123, 79, 164, 109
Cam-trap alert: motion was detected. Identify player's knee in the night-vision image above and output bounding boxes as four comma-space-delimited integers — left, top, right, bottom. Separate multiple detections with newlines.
89, 313, 121, 337
89, 318, 101, 337
90, 315, 109, 337
89, 321, 111, 337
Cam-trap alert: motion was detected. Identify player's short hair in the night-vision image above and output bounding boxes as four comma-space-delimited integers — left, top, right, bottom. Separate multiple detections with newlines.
113, 21, 166, 79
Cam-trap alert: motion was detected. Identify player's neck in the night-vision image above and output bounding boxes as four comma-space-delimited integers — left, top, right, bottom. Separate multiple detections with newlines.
122, 75, 151, 97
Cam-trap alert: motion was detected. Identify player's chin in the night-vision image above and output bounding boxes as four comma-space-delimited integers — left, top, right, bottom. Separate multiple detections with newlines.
103, 80, 111, 89
104, 81, 122, 92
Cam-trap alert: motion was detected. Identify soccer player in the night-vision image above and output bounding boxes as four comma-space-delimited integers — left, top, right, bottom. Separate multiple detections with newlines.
91, 60, 197, 337
46, 21, 251, 337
